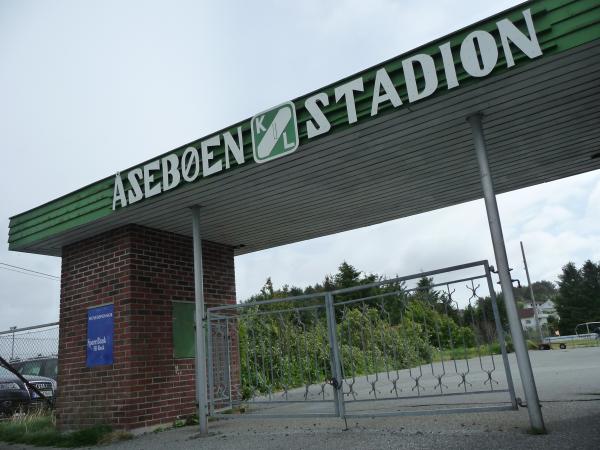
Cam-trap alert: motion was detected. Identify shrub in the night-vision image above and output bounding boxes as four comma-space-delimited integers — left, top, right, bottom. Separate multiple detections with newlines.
0, 410, 116, 448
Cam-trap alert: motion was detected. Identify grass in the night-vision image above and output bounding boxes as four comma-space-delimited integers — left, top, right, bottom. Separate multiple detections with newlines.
0, 410, 130, 448
432, 340, 517, 363
432, 339, 599, 360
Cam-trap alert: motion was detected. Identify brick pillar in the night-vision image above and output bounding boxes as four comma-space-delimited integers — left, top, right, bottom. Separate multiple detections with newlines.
57, 224, 237, 430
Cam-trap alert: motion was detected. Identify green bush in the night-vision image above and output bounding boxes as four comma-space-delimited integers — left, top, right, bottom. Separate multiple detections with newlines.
0, 411, 114, 448
239, 304, 451, 398
238, 295, 511, 399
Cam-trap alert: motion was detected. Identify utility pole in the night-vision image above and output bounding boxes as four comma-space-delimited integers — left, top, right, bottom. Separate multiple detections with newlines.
520, 241, 543, 343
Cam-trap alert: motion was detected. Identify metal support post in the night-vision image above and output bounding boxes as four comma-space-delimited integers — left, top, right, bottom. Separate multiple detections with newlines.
226, 319, 233, 412
324, 292, 346, 425
191, 206, 209, 434
521, 241, 543, 343
485, 263, 518, 410
10, 327, 16, 360
467, 113, 545, 433
206, 310, 214, 417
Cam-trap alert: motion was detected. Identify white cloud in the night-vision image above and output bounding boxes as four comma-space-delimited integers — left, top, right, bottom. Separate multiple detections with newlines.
2, 0, 598, 331
235, 171, 600, 302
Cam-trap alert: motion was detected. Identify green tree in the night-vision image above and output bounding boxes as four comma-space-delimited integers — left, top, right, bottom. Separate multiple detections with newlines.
261, 277, 274, 297
531, 280, 559, 301
466, 293, 509, 343
410, 277, 461, 323
514, 280, 558, 306
333, 261, 362, 288
580, 260, 600, 322
555, 261, 600, 335
473, 293, 509, 330
412, 277, 439, 305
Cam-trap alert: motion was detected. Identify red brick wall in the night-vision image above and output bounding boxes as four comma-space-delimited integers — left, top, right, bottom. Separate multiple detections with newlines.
57, 224, 237, 430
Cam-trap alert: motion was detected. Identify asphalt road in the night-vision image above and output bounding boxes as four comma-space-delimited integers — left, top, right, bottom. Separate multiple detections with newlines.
6, 346, 600, 449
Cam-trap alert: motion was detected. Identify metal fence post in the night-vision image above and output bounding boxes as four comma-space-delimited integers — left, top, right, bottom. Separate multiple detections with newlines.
485, 263, 518, 410
324, 292, 346, 422
10, 327, 16, 360
206, 310, 214, 416
191, 206, 209, 434
468, 113, 545, 433
226, 319, 233, 411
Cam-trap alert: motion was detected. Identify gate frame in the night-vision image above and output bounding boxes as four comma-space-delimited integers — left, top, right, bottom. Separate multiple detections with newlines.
206, 260, 519, 421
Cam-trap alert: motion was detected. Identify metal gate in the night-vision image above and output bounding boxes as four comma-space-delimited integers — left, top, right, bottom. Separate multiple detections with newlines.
207, 260, 517, 421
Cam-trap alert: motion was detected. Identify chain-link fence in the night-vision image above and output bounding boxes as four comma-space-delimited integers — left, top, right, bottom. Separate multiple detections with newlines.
0, 323, 58, 363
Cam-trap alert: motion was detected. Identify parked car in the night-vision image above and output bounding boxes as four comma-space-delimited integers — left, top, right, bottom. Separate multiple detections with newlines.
11, 356, 58, 381
0, 366, 56, 416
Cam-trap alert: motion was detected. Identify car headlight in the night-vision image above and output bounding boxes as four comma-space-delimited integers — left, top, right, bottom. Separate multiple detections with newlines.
0, 382, 21, 390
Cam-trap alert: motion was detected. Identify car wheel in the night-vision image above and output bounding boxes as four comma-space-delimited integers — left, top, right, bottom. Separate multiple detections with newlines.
559, 343, 567, 349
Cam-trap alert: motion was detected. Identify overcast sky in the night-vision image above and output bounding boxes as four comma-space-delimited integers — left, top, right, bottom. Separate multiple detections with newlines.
1, 0, 598, 331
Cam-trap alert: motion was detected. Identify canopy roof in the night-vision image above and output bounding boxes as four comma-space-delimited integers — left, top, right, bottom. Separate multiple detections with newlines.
8, 0, 600, 256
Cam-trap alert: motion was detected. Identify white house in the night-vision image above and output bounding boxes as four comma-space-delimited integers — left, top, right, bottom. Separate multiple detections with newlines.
519, 299, 558, 332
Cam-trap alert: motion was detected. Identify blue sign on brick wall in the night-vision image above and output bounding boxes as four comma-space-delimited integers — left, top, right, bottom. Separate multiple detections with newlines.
86, 304, 114, 367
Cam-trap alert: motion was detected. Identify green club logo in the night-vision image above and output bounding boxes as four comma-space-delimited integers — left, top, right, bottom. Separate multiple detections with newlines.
251, 101, 299, 163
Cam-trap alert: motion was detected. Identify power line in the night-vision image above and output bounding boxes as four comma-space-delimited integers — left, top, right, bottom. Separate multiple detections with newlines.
0, 262, 59, 280
0, 266, 60, 281
0, 266, 59, 281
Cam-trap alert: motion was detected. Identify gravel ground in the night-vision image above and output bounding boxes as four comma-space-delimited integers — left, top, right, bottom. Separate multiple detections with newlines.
4, 347, 600, 450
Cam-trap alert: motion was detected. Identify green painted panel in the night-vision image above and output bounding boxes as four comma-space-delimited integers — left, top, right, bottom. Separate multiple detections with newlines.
8, 0, 600, 252
172, 302, 196, 359
9, 179, 113, 227
9, 196, 112, 241
8, 207, 114, 251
